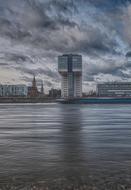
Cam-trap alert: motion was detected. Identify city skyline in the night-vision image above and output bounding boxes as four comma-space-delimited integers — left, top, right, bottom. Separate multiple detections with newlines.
1, 0, 131, 92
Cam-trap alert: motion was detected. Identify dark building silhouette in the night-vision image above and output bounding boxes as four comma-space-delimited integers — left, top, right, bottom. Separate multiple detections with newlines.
41, 81, 44, 95
28, 86, 32, 96
49, 89, 61, 98
39, 81, 45, 97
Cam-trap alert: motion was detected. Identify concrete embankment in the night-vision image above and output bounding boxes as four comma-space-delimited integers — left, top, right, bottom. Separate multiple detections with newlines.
0, 97, 57, 103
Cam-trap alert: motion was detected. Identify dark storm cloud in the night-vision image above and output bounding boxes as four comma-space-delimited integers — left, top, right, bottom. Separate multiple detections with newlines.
0, 0, 131, 90
71, 27, 118, 55
86, 64, 122, 76
0, 0, 77, 33
6, 53, 33, 64
82, 0, 131, 10
14, 66, 59, 80
0, 63, 8, 66
126, 51, 131, 57
0, 0, 117, 53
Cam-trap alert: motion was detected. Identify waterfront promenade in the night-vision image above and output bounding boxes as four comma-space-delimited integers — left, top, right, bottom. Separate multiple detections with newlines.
0, 97, 56, 103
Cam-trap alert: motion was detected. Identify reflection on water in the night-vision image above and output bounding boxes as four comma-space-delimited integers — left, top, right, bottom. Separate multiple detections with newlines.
59, 106, 84, 175
0, 104, 131, 189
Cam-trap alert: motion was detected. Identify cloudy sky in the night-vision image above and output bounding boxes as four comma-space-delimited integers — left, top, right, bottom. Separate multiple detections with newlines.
0, 0, 131, 92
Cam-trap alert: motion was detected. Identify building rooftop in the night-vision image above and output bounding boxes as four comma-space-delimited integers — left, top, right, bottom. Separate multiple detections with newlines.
61, 54, 82, 57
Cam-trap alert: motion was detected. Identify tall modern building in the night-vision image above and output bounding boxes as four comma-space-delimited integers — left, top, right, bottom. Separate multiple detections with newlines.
58, 54, 82, 98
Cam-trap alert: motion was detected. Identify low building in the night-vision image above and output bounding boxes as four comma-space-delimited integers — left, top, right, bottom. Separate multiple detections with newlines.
97, 82, 131, 97
0, 85, 28, 97
49, 89, 61, 98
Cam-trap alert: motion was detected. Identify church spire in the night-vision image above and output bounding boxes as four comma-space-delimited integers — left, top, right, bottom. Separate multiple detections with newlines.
29, 75, 38, 97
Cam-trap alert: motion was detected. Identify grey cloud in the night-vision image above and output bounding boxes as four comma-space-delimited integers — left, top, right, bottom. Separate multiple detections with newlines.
0, 0, 117, 55
126, 51, 131, 57
0, 63, 8, 66
74, 29, 117, 55
14, 66, 59, 81
83, 56, 126, 82
6, 53, 33, 63
0, 0, 130, 90
44, 80, 53, 87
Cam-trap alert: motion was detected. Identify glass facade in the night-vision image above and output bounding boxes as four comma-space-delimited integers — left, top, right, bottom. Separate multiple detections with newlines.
58, 54, 82, 98
58, 56, 68, 71
68, 73, 74, 97
58, 54, 82, 73
0, 85, 28, 97
97, 82, 131, 97
72, 55, 82, 71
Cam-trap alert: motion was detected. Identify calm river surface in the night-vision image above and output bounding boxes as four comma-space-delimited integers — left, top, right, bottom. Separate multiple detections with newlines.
0, 103, 131, 189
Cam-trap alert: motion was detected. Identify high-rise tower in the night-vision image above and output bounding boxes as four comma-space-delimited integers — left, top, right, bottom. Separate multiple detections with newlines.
58, 54, 82, 98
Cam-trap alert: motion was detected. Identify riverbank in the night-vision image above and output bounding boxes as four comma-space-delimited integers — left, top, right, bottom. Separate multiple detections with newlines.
59, 97, 131, 104
0, 97, 57, 103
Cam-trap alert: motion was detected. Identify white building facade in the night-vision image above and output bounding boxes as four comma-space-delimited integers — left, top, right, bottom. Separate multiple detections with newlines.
97, 82, 131, 97
0, 85, 28, 97
58, 54, 82, 98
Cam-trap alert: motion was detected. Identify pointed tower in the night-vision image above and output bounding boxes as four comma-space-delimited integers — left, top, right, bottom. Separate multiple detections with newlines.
29, 75, 39, 97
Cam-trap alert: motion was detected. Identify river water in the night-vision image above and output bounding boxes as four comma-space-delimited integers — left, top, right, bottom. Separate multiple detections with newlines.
0, 103, 131, 189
